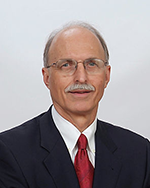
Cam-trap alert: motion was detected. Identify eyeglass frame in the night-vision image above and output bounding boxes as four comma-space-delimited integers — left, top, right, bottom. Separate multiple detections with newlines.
46, 58, 109, 75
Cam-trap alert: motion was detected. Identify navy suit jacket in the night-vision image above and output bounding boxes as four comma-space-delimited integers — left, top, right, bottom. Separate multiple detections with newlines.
0, 107, 150, 188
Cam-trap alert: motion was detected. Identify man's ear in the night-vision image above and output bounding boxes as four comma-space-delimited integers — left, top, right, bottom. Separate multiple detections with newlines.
104, 65, 111, 88
42, 68, 50, 89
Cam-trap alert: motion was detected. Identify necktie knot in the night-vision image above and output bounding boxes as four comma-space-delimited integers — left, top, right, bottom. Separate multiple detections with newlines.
77, 134, 87, 150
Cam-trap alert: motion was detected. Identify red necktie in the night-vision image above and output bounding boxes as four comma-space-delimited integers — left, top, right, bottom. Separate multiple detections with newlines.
74, 134, 94, 188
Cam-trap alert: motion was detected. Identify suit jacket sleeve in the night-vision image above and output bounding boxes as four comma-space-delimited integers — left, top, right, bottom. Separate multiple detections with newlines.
0, 139, 28, 188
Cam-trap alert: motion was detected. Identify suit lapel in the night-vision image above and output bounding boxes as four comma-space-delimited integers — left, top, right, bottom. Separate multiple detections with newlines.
39, 108, 79, 188
93, 120, 122, 188
39, 108, 122, 188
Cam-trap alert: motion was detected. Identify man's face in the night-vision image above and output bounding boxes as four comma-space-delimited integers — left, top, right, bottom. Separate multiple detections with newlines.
42, 27, 110, 119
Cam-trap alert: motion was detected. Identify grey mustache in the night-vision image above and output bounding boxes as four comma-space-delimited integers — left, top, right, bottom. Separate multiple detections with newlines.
65, 83, 95, 93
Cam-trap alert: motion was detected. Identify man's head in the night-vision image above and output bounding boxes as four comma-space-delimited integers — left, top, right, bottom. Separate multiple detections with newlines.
42, 22, 111, 126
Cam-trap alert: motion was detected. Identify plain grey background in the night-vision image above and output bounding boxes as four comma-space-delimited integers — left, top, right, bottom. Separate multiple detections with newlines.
0, 0, 150, 139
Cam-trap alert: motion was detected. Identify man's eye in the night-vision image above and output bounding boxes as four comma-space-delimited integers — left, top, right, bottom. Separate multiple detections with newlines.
60, 60, 74, 68
62, 63, 70, 67
88, 62, 97, 67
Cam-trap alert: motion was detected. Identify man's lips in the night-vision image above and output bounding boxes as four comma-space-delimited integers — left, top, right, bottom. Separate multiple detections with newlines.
68, 89, 92, 94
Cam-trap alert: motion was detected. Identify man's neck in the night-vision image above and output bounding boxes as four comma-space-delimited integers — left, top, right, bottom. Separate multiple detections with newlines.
53, 105, 98, 132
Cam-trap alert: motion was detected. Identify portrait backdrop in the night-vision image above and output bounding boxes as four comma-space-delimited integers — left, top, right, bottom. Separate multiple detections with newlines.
0, 0, 150, 139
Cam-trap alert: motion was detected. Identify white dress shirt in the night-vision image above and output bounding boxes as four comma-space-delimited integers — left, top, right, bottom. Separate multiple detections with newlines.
52, 106, 97, 167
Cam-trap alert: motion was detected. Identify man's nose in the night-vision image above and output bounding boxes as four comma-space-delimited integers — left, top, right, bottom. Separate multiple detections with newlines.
74, 62, 88, 83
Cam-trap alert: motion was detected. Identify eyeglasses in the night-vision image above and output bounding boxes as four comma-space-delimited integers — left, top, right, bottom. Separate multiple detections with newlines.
46, 58, 109, 75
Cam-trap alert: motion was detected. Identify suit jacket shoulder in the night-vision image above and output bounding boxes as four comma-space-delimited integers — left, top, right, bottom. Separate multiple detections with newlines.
94, 119, 150, 188
97, 119, 150, 155
0, 108, 79, 188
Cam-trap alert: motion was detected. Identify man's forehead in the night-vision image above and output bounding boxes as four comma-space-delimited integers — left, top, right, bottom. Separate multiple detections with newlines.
50, 26, 101, 50
47, 26, 105, 63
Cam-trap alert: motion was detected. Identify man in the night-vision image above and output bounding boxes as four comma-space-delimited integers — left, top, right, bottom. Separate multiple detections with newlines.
0, 22, 150, 188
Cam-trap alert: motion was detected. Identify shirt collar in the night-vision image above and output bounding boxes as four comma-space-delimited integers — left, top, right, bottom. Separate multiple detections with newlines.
51, 106, 97, 154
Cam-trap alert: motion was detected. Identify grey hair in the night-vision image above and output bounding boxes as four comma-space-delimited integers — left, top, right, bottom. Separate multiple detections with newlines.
43, 21, 109, 67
